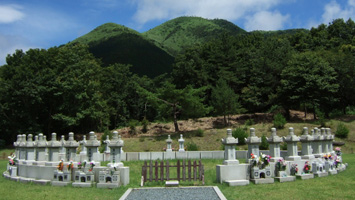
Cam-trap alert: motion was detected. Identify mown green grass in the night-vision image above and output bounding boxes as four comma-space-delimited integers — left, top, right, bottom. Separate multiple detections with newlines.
0, 154, 354, 200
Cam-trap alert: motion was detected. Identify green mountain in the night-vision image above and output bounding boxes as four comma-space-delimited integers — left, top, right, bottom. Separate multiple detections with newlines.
143, 16, 246, 56
71, 23, 174, 77
71, 17, 247, 77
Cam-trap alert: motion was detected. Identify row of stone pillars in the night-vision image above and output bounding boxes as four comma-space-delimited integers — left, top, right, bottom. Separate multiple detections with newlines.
13, 131, 124, 164
223, 127, 335, 163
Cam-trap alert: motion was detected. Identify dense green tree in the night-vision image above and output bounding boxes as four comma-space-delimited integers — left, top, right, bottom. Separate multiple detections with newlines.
0, 44, 109, 142
279, 51, 339, 119
138, 81, 211, 132
211, 79, 244, 125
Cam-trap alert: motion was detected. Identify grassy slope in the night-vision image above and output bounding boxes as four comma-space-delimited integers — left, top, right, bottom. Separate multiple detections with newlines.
143, 16, 246, 56
122, 118, 355, 154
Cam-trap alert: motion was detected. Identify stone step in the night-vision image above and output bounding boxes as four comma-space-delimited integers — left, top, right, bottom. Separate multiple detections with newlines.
224, 180, 249, 186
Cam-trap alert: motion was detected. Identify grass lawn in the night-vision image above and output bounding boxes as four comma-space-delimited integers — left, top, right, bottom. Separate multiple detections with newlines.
0, 154, 354, 200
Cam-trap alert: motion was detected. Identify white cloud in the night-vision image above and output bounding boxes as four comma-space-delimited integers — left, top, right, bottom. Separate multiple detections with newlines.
0, 34, 34, 65
0, 4, 25, 23
244, 11, 290, 31
132, 0, 284, 25
322, 0, 355, 24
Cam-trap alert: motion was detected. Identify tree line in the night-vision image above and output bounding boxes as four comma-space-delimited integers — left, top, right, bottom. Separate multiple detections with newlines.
1, 18, 355, 144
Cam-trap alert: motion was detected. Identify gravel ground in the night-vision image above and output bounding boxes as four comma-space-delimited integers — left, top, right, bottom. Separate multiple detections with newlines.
123, 187, 222, 200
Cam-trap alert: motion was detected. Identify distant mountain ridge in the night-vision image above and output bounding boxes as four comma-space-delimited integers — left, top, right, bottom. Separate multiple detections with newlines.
70, 16, 302, 77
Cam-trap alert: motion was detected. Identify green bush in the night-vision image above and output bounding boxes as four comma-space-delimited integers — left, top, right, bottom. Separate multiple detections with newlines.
195, 128, 204, 137
335, 123, 349, 139
245, 119, 255, 126
273, 113, 287, 129
128, 120, 139, 135
316, 110, 326, 127
280, 142, 288, 150
186, 141, 199, 151
260, 135, 269, 150
141, 118, 149, 133
232, 127, 248, 145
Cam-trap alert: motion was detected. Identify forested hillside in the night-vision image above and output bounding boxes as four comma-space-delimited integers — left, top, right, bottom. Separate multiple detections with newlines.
1, 17, 355, 145
71, 23, 174, 77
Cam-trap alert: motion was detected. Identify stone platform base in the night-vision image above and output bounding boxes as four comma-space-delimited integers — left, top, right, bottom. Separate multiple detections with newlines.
314, 172, 328, 177
296, 174, 314, 180
10, 176, 20, 182
166, 181, 179, 187
97, 183, 120, 189
250, 178, 274, 184
33, 179, 51, 185
329, 170, 337, 175
19, 177, 35, 183
52, 181, 71, 186
72, 182, 93, 188
224, 180, 249, 186
275, 176, 296, 183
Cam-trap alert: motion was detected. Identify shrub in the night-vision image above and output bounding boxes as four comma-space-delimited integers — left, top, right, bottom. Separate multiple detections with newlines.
245, 119, 255, 126
186, 141, 199, 151
141, 118, 149, 133
195, 128, 204, 137
280, 142, 288, 150
260, 135, 269, 150
335, 123, 349, 139
128, 120, 139, 135
316, 110, 326, 127
273, 113, 287, 129
232, 127, 248, 145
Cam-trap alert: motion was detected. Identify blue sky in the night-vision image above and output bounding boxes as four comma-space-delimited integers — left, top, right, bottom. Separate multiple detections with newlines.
0, 0, 354, 65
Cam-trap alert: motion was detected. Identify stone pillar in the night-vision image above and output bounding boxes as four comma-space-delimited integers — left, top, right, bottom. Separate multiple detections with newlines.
222, 129, 239, 165
79, 135, 87, 161
103, 136, 111, 162
35, 133, 47, 161
246, 128, 261, 160
64, 132, 79, 161
47, 133, 61, 162
85, 131, 101, 162
26, 134, 36, 161
267, 128, 283, 162
108, 131, 124, 166
321, 128, 329, 154
312, 128, 323, 157
19, 134, 27, 160
326, 128, 334, 153
284, 127, 301, 161
300, 127, 315, 159
178, 134, 185, 152
166, 135, 173, 152
13, 135, 21, 159
59, 135, 66, 160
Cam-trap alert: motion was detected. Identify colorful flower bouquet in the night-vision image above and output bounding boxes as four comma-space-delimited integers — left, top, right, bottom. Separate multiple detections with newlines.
57, 159, 64, 171
78, 160, 86, 170
335, 147, 342, 156
290, 163, 298, 175
88, 161, 95, 172
67, 160, 74, 171
323, 154, 332, 161
303, 161, 311, 173
260, 153, 271, 168
250, 153, 271, 169
276, 159, 287, 171
8, 153, 17, 166
250, 153, 258, 167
